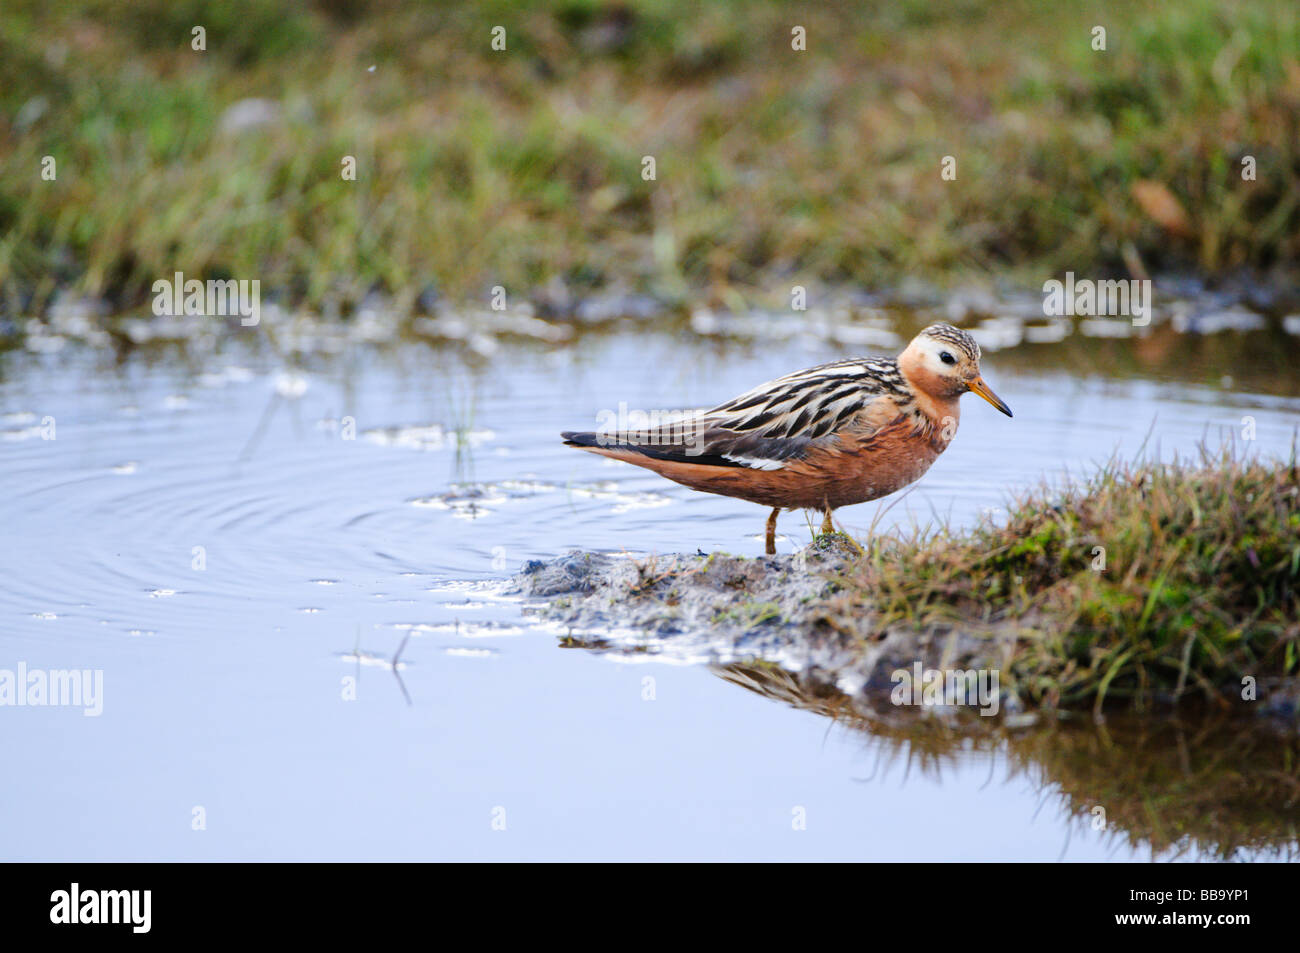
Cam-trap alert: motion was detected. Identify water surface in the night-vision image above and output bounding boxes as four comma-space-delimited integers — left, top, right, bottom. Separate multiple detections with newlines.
2, 320, 1297, 860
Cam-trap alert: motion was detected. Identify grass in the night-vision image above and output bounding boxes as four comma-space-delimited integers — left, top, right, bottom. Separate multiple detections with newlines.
3, 0, 1299, 317
815, 444, 1300, 712
713, 600, 784, 626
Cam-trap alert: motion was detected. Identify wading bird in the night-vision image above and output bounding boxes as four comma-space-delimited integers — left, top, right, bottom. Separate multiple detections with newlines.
562, 323, 1012, 554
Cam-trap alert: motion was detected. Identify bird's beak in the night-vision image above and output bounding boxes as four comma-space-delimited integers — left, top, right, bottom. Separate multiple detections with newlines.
968, 376, 1013, 417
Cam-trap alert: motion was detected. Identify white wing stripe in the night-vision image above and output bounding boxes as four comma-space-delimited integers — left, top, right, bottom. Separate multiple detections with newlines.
722, 454, 786, 471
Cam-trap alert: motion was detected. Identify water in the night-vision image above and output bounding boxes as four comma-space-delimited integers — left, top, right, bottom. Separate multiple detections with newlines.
2, 321, 1298, 860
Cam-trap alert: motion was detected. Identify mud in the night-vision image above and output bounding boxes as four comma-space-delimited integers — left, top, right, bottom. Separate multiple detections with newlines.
510, 541, 1300, 724
508, 536, 1023, 714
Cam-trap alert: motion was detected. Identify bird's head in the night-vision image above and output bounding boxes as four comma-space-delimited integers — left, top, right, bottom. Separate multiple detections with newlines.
898, 323, 1013, 417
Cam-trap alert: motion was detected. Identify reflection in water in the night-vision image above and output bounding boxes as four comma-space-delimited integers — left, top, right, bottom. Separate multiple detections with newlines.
337, 626, 414, 706
716, 661, 1300, 861
985, 323, 1300, 399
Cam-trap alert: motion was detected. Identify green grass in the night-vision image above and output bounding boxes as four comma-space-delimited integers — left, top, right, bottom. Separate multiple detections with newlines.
816, 445, 1300, 712
2, 0, 1299, 316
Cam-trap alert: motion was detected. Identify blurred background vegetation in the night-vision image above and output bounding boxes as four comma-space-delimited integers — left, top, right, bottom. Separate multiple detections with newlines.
1, 0, 1298, 316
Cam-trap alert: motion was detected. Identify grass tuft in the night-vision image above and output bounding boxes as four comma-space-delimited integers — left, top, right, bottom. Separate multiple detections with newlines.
819, 444, 1300, 711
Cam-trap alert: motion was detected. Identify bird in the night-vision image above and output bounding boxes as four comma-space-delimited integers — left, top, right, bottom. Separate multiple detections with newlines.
562, 323, 1012, 555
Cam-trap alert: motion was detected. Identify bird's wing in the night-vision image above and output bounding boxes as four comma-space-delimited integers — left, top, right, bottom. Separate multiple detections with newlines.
577, 359, 910, 470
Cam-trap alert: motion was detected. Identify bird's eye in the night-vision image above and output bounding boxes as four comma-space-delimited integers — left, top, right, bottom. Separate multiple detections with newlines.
939, 351, 956, 365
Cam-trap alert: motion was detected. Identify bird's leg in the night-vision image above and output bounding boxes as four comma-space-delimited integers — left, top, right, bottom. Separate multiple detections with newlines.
820, 507, 834, 536
765, 507, 779, 555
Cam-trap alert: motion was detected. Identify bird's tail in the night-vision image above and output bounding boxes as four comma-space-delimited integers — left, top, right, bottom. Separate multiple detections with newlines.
561, 430, 601, 448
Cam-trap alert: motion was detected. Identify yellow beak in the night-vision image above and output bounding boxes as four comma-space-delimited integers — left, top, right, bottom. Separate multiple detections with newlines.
968, 376, 1013, 417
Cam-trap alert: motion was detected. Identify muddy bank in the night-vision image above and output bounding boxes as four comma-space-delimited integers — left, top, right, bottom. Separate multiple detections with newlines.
509, 538, 1029, 717
510, 533, 1300, 724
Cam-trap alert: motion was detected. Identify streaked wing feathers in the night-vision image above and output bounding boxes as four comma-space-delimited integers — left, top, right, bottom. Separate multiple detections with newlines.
591, 358, 909, 471
706, 358, 907, 440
